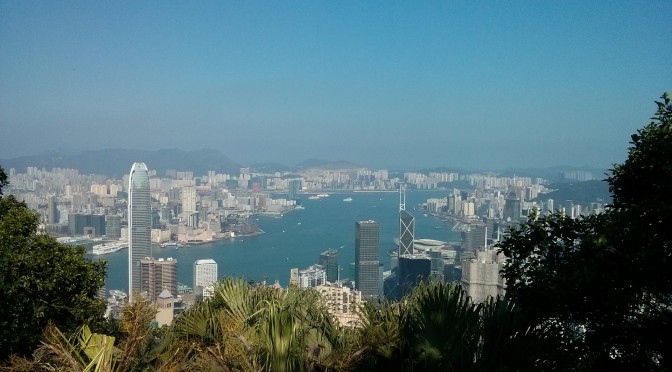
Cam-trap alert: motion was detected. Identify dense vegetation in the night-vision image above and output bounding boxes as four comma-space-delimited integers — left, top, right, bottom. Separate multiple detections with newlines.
0, 93, 670, 370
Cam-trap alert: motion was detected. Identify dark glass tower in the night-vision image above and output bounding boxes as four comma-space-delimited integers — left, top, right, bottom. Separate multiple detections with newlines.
355, 220, 380, 301
319, 249, 339, 283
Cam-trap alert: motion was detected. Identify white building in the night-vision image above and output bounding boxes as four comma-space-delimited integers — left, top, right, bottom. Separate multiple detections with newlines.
194, 259, 218, 299
461, 248, 506, 303
182, 186, 197, 213
297, 265, 327, 288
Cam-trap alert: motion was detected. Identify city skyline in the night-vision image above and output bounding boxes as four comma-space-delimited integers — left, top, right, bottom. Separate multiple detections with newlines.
1, 2, 670, 169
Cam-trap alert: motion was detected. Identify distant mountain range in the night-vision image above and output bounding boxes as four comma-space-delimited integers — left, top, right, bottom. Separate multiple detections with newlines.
1, 150, 364, 178
0, 149, 608, 180
1, 149, 241, 178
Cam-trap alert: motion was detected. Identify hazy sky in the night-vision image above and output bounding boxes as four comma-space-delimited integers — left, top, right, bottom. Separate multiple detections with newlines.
1, 1, 670, 169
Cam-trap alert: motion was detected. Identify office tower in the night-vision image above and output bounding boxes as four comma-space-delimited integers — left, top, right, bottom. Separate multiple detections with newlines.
503, 190, 521, 222
288, 179, 302, 200
129, 162, 151, 301
106, 215, 122, 238
399, 185, 415, 256
319, 249, 339, 283
67, 213, 105, 236
194, 259, 218, 298
140, 257, 178, 301
398, 255, 431, 298
429, 249, 444, 282
355, 220, 380, 301
182, 186, 197, 213
47, 195, 58, 224
463, 223, 488, 255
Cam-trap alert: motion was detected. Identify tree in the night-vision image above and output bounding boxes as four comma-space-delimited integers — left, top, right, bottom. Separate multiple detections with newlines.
498, 93, 672, 369
0, 165, 107, 359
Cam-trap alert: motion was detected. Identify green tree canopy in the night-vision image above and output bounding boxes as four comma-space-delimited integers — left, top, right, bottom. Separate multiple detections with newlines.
498, 93, 672, 369
0, 165, 107, 359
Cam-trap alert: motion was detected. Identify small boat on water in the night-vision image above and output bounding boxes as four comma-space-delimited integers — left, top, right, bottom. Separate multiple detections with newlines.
343, 197, 353, 202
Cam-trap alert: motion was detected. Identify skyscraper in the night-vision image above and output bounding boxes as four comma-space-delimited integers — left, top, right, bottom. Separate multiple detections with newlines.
399, 185, 415, 256
319, 249, 339, 283
355, 220, 380, 301
182, 186, 197, 213
140, 257, 177, 301
503, 189, 521, 222
129, 162, 151, 302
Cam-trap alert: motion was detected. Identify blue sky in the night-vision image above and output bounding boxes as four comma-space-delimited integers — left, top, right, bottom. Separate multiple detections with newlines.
1, 1, 670, 169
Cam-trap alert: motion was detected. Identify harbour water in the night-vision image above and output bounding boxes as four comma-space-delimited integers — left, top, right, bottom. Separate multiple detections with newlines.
92, 190, 460, 292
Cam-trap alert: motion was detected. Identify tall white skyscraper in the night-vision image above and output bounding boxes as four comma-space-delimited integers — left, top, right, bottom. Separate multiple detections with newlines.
128, 162, 151, 302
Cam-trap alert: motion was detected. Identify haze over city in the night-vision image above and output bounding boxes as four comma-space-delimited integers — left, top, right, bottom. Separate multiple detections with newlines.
1, 1, 670, 169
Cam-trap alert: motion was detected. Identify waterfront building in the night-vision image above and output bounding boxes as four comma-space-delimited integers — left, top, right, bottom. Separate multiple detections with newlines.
289, 268, 299, 287
140, 257, 178, 301
194, 259, 218, 299
68, 213, 106, 236
129, 162, 151, 302
355, 220, 380, 301
319, 249, 339, 283
288, 179, 302, 200
106, 215, 122, 238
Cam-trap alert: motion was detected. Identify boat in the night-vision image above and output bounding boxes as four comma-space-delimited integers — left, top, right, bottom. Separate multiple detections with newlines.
317, 194, 329, 198
343, 197, 353, 202
160, 242, 178, 248
308, 196, 320, 200
92, 241, 128, 255
295, 205, 305, 210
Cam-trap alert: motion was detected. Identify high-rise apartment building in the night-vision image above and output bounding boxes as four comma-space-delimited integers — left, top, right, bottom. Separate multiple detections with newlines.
182, 186, 197, 213
140, 257, 177, 301
355, 220, 380, 301
129, 162, 151, 301
319, 249, 339, 283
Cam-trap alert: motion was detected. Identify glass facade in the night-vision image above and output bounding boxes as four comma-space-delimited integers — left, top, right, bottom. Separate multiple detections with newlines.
355, 220, 380, 301
128, 162, 151, 301
399, 210, 415, 256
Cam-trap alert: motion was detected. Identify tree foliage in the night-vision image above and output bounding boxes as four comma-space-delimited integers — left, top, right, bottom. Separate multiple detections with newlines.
498, 93, 672, 369
0, 165, 107, 359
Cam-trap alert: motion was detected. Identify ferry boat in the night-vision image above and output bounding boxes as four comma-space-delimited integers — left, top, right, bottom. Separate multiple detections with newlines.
92, 241, 128, 255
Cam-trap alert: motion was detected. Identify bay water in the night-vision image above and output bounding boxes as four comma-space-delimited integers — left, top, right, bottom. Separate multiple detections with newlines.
92, 190, 460, 292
